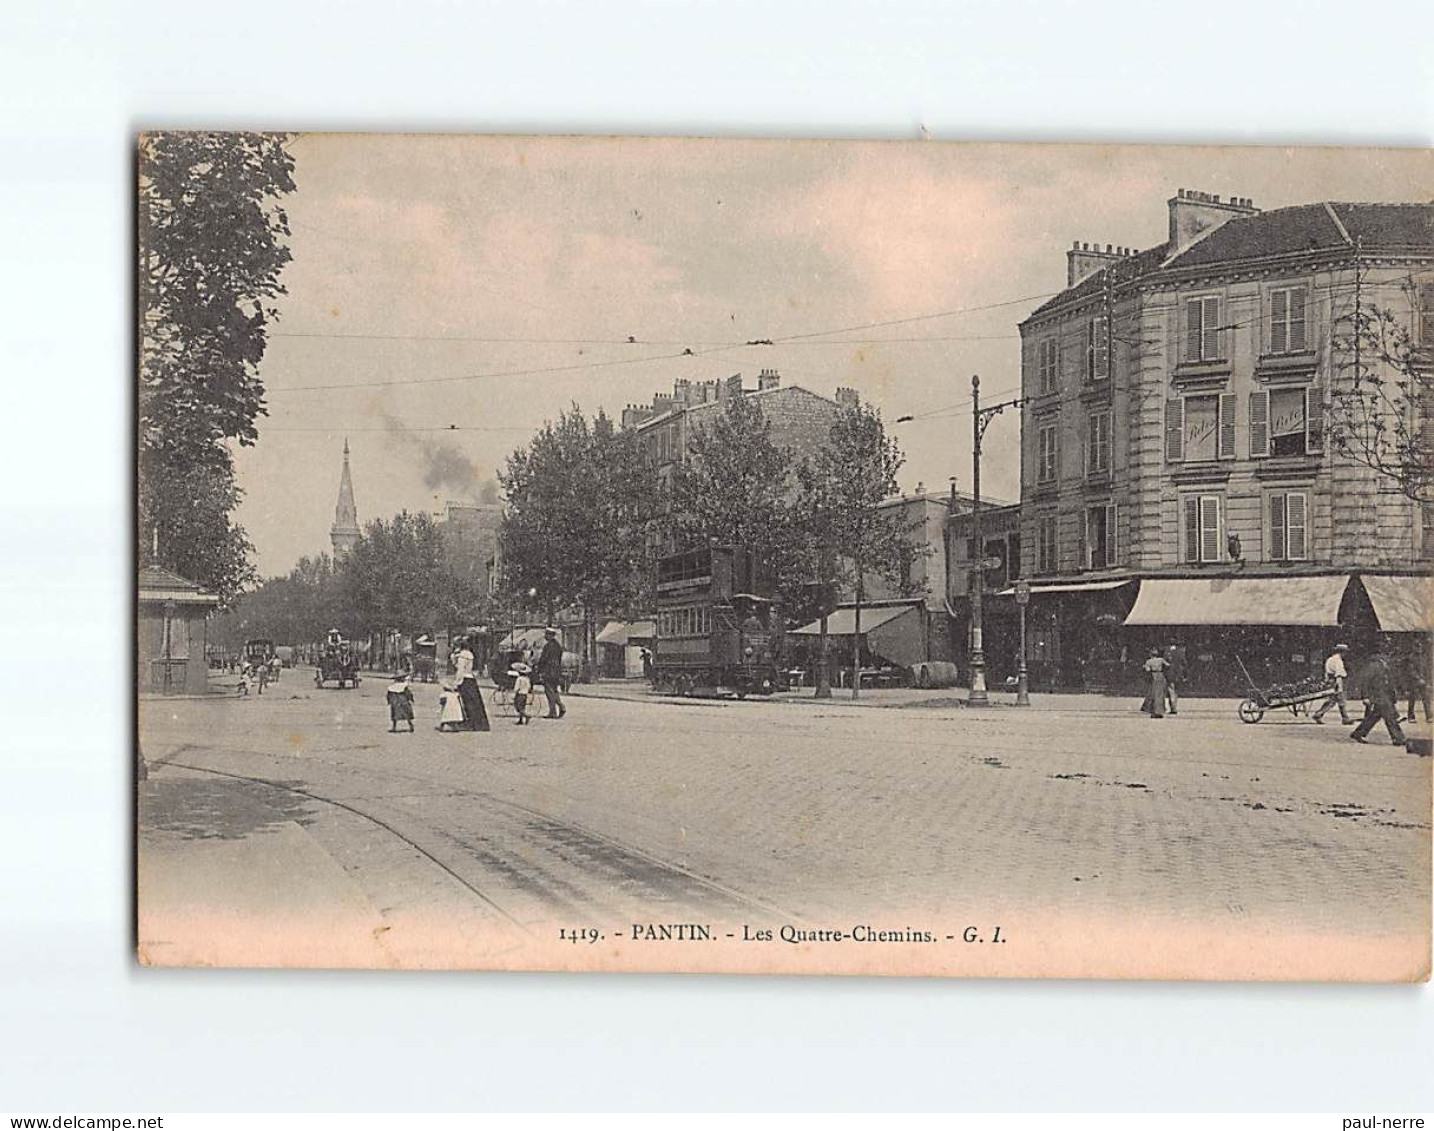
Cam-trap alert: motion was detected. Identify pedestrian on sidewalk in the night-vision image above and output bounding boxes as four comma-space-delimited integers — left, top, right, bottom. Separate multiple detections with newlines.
1141, 648, 1169, 719
1402, 642, 1430, 723
1313, 643, 1353, 725
1350, 649, 1407, 747
1163, 643, 1184, 716
452, 635, 491, 733
510, 662, 532, 725
386, 673, 415, 733
538, 627, 566, 719
237, 661, 251, 697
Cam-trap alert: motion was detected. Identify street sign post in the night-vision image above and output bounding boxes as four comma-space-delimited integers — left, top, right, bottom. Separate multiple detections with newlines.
1014, 580, 1031, 706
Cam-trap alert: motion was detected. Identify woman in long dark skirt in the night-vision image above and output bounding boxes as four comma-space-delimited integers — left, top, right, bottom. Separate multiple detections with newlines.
1142, 648, 1169, 719
452, 637, 491, 732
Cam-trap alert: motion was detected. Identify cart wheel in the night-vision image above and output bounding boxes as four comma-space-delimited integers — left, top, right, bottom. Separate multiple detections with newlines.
1238, 699, 1264, 724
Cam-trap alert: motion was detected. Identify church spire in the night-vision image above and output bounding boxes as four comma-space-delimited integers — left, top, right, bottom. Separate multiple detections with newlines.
330, 438, 359, 560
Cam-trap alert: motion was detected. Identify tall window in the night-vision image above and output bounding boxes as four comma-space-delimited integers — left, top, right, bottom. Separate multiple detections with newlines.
1270, 285, 1308, 354
1037, 514, 1058, 574
1085, 503, 1117, 570
1007, 532, 1022, 580
1037, 338, 1059, 394
1249, 387, 1323, 458
1167, 394, 1236, 462
1086, 409, 1112, 475
1181, 494, 1224, 564
1087, 316, 1109, 381
1185, 295, 1223, 362
1419, 283, 1434, 347
1037, 423, 1059, 484
1268, 492, 1308, 561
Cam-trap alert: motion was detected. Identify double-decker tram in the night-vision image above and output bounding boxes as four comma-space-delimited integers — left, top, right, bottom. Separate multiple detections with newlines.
651, 545, 785, 697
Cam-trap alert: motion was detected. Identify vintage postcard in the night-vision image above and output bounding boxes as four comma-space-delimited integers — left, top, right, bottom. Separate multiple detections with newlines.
136, 134, 1432, 979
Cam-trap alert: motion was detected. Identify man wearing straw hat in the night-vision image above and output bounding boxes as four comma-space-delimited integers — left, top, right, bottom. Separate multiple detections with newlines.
537, 626, 567, 719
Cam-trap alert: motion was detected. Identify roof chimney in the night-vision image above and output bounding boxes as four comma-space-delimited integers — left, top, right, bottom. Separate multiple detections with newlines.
1067, 239, 1124, 287
835, 386, 859, 410
1168, 189, 1259, 255
757, 368, 780, 391
722, 374, 743, 399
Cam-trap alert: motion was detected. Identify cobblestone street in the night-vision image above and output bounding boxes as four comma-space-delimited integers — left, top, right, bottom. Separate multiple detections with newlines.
136, 673, 1431, 979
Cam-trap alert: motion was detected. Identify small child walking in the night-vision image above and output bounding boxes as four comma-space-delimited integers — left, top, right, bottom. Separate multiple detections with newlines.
510, 662, 533, 725
386, 673, 415, 733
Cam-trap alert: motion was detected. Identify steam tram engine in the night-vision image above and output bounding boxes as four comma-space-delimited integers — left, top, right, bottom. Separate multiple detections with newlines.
651, 545, 785, 697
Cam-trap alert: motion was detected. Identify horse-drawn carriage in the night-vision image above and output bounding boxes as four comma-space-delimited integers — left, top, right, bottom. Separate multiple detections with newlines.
314, 628, 361, 689
411, 635, 438, 683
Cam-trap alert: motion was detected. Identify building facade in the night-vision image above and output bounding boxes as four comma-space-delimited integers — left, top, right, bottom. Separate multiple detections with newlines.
621, 369, 861, 489
438, 501, 503, 586
1016, 191, 1433, 692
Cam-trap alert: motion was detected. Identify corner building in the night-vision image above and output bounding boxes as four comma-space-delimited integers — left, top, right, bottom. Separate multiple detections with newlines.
1016, 191, 1432, 693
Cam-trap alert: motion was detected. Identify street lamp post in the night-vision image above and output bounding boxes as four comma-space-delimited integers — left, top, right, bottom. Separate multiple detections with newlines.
968, 374, 1028, 709
969, 375, 989, 706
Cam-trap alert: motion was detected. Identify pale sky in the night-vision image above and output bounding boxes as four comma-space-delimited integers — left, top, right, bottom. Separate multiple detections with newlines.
234, 135, 1432, 577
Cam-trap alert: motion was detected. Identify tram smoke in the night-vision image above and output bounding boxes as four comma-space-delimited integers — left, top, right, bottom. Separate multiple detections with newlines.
382, 413, 499, 503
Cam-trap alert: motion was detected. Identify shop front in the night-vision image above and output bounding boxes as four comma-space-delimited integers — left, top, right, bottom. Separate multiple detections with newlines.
1122, 573, 1378, 696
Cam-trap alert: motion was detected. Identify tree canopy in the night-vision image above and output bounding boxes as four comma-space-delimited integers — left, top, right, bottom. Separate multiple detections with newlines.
1330, 286, 1434, 503
137, 131, 296, 601
666, 395, 809, 610
498, 406, 655, 623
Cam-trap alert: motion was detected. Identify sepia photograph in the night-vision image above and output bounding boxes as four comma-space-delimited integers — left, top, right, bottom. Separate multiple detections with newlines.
135, 133, 1432, 981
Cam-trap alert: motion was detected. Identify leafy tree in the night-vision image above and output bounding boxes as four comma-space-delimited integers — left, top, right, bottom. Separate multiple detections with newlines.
498, 407, 654, 677
339, 511, 480, 643
137, 131, 296, 601
796, 405, 922, 699
1329, 285, 1433, 503
665, 395, 808, 610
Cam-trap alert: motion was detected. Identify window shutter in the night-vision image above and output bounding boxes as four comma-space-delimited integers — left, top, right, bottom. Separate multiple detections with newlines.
1249, 390, 1270, 457
1083, 508, 1094, 570
1218, 393, 1237, 459
1269, 494, 1287, 561
1287, 492, 1307, 560
1199, 496, 1221, 563
1305, 386, 1324, 452
1202, 296, 1222, 359
1185, 299, 1202, 361
1085, 414, 1095, 475
1105, 502, 1118, 567
1290, 286, 1307, 352
1183, 496, 1201, 563
1271, 288, 1288, 354
1166, 399, 1185, 462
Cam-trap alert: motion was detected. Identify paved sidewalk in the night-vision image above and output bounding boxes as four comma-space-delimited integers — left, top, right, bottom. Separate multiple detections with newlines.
566, 676, 1258, 718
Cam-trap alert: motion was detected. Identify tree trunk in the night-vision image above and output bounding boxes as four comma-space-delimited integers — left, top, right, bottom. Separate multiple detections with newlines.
815, 612, 832, 699
851, 562, 863, 701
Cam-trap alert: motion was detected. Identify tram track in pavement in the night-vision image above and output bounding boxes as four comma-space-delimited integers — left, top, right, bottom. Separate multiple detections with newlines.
153, 744, 800, 937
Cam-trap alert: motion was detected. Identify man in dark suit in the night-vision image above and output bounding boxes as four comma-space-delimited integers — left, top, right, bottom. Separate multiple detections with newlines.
538, 627, 566, 719
1350, 649, 1406, 747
